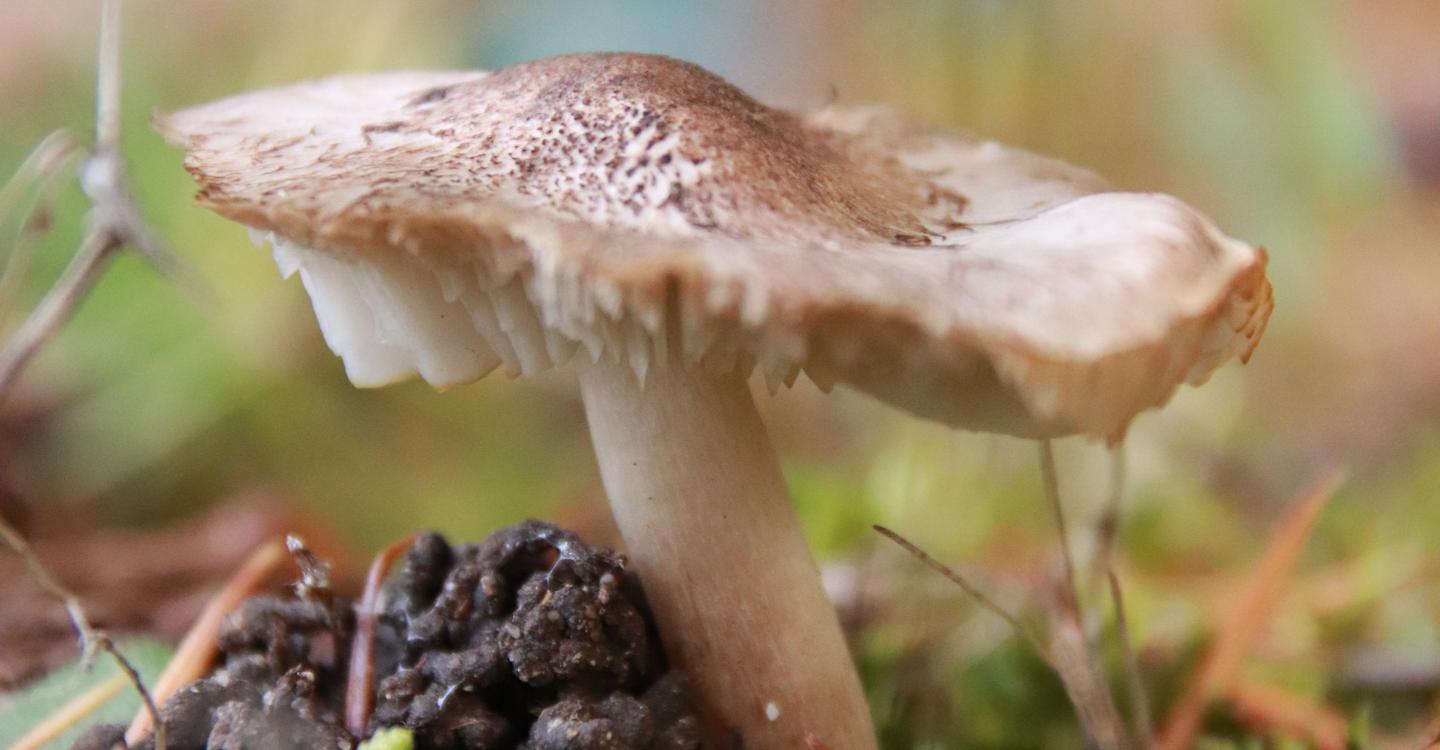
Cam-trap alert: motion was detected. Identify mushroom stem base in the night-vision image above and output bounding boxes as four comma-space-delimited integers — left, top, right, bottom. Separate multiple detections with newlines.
579, 360, 876, 750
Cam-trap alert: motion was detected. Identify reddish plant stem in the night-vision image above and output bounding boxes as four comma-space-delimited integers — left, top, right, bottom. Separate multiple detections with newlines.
345, 533, 418, 740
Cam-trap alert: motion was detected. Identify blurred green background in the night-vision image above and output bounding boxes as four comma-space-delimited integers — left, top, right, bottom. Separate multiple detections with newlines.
2, 1, 1438, 747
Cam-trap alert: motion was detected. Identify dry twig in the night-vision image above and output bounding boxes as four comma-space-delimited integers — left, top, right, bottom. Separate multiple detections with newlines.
872, 524, 1042, 653
0, 0, 187, 404
875, 520, 1131, 749
0, 514, 165, 750
0, 1, 185, 745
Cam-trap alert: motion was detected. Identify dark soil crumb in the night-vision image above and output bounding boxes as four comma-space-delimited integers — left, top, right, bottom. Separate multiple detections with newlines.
96, 520, 699, 750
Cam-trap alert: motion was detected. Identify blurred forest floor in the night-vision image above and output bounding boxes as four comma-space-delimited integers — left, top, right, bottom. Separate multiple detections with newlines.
2, 1, 1439, 747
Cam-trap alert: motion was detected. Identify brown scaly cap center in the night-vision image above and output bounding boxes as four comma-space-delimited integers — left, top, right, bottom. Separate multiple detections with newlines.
388, 53, 950, 243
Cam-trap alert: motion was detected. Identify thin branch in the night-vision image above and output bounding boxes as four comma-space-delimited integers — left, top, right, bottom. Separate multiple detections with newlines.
1108, 570, 1154, 748
0, 230, 120, 399
96, 0, 122, 154
876, 518, 1132, 749
0, 514, 164, 748
0, 511, 93, 649
872, 525, 1046, 657
0, 0, 193, 407
0, 4, 203, 749
878, 520, 1135, 749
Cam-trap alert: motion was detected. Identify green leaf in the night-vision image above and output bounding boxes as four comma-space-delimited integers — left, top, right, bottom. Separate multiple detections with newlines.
358, 726, 415, 750
0, 639, 173, 750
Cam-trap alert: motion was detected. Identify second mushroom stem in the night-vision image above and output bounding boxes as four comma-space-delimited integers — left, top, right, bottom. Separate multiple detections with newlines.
579, 359, 876, 750
1039, 440, 1130, 749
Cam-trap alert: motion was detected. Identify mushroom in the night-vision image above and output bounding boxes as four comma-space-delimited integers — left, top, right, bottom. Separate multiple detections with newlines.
158, 53, 1272, 748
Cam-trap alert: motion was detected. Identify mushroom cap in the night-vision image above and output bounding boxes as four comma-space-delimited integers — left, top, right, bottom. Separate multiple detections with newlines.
158, 52, 1272, 441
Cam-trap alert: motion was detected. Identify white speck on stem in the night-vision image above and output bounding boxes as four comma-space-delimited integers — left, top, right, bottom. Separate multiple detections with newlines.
765, 701, 781, 722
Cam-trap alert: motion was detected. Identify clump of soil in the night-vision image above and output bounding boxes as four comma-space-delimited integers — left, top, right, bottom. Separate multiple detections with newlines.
76, 520, 701, 749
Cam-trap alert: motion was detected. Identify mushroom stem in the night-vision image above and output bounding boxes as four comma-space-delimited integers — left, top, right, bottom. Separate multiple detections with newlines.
579, 359, 876, 749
